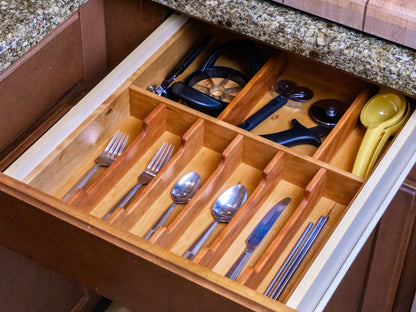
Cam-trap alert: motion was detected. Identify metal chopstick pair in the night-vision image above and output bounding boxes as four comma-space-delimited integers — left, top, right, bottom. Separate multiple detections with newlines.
265, 215, 329, 300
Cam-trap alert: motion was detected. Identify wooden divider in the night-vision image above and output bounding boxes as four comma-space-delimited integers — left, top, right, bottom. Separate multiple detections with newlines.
110, 118, 214, 229
238, 168, 327, 287
66, 103, 169, 211
195, 150, 287, 267
218, 54, 287, 125
313, 87, 373, 172
23, 88, 132, 197
151, 134, 246, 249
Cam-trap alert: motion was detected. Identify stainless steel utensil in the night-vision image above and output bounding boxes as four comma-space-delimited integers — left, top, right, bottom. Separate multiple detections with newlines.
63, 131, 129, 201
143, 171, 201, 240
225, 197, 291, 280
182, 184, 248, 260
266, 216, 328, 300
102, 142, 174, 221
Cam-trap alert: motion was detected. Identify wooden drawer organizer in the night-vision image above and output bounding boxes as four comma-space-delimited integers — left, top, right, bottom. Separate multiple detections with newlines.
6, 17, 414, 311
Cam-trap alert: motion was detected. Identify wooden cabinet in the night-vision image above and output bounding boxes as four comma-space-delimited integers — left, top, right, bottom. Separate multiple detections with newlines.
1, 1, 416, 312
325, 178, 416, 311
0, 245, 100, 312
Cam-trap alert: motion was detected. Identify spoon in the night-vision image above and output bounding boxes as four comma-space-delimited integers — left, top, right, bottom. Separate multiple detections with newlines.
183, 184, 248, 260
352, 92, 407, 178
143, 172, 202, 240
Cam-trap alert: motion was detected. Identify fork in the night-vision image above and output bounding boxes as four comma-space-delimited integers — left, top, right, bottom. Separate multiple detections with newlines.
63, 131, 129, 201
102, 142, 174, 221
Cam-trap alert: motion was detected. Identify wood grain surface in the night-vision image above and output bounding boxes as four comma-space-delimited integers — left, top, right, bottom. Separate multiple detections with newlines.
276, 0, 416, 49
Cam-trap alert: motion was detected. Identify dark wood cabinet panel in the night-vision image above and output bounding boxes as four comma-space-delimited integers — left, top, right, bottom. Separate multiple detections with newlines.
0, 245, 100, 312
325, 181, 416, 311
0, 14, 84, 155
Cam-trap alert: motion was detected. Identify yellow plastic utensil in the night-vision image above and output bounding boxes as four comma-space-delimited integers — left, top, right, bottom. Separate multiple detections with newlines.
352, 93, 407, 178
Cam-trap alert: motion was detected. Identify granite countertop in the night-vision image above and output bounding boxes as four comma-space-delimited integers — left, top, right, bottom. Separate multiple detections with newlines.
0, 0, 85, 72
1, 0, 416, 97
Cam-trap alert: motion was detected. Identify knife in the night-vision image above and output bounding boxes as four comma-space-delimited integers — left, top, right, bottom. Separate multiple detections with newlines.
261, 119, 333, 147
225, 197, 291, 280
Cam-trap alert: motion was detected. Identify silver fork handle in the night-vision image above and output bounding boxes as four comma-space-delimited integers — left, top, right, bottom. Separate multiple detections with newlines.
225, 248, 252, 281
62, 164, 101, 201
143, 202, 177, 240
183, 221, 218, 260
102, 183, 143, 221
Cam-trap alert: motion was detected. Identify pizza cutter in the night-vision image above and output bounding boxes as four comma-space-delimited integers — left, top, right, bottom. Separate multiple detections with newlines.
261, 99, 348, 147
170, 39, 263, 117
239, 80, 314, 131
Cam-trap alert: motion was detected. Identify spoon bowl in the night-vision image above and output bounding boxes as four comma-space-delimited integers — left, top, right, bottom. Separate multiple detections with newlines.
171, 172, 202, 204
212, 184, 248, 222
183, 184, 248, 260
143, 172, 201, 240
360, 93, 406, 127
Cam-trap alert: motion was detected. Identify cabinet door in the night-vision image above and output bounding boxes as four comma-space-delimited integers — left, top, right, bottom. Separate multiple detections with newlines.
0, 245, 100, 312
325, 181, 416, 311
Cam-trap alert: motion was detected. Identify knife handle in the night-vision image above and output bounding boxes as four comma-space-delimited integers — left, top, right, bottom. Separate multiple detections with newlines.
225, 249, 252, 281
261, 119, 321, 147
239, 95, 287, 131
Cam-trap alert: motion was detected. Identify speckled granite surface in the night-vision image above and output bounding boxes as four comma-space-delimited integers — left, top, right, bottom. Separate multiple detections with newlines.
1, 0, 416, 96
0, 0, 85, 73
150, 0, 416, 96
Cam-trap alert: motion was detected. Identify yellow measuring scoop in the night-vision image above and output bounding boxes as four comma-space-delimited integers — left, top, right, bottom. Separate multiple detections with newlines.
352, 92, 408, 178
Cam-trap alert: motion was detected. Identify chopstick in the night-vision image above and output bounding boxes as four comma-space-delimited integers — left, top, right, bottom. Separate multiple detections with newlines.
265, 215, 329, 300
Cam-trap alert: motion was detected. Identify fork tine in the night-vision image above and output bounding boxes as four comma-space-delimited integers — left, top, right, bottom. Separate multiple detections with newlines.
147, 142, 167, 170
161, 144, 174, 168
151, 144, 174, 173
108, 132, 123, 156
149, 143, 169, 172
110, 132, 128, 158
104, 131, 120, 153
117, 134, 129, 157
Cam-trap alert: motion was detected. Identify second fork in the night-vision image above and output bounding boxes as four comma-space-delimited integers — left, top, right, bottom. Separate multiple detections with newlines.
102, 142, 174, 221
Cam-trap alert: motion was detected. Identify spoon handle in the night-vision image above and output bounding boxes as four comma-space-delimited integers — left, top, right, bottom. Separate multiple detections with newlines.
352, 126, 385, 178
183, 221, 219, 260
143, 203, 177, 240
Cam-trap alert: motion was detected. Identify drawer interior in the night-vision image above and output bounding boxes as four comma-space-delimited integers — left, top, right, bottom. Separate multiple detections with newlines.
19, 83, 363, 304
5, 16, 415, 310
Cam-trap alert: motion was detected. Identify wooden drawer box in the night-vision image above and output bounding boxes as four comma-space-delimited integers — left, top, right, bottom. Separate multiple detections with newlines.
2, 14, 416, 312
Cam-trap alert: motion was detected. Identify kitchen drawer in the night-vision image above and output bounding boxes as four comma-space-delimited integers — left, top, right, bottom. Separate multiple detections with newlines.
2, 14, 416, 312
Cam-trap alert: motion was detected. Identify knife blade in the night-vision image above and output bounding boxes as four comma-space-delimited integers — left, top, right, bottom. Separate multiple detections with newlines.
261, 119, 333, 147
225, 197, 291, 280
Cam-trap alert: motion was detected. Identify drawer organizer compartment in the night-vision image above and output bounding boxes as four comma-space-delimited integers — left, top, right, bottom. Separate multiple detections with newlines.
4, 15, 416, 312
132, 20, 407, 177
18, 81, 364, 303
